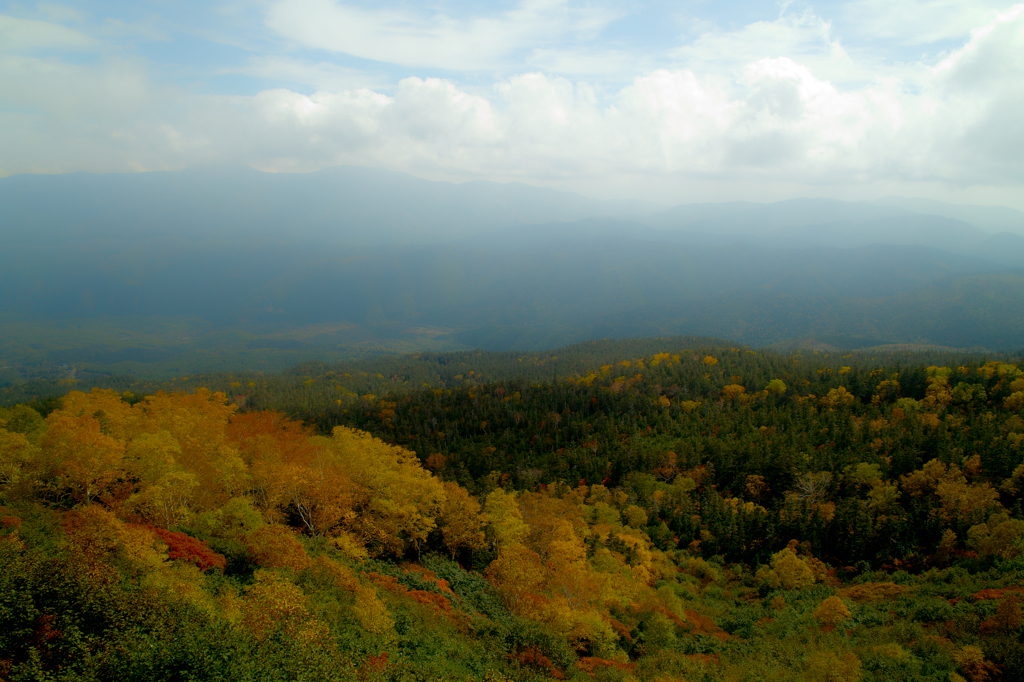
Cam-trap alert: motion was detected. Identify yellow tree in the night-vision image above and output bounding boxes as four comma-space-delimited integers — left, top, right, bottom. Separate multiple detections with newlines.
352, 585, 395, 636
722, 384, 746, 402
226, 411, 314, 522
133, 389, 247, 510
484, 488, 529, 551
242, 571, 330, 646
39, 410, 124, 505
437, 481, 486, 558
543, 520, 592, 611
0, 428, 39, 488
821, 387, 855, 408
330, 426, 445, 556
902, 459, 1001, 526
517, 491, 586, 554
756, 546, 816, 590
485, 543, 546, 615
923, 367, 953, 409
125, 430, 198, 528
245, 525, 313, 571
60, 389, 136, 441
814, 596, 852, 627
276, 436, 355, 536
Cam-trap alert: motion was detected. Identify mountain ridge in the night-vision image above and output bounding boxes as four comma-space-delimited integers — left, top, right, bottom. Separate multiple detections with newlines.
4, 165, 1024, 381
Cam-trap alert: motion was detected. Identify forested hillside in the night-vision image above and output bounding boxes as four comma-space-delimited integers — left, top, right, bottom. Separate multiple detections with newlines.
2, 340, 1023, 680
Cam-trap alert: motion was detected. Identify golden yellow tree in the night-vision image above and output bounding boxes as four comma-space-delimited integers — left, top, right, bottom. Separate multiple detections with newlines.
39, 410, 124, 505
814, 596, 852, 627
330, 426, 445, 556
484, 488, 529, 551
755, 546, 816, 590
276, 435, 355, 536
125, 430, 198, 528
722, 384, 746, 401
902, 459, 1001, 526
485, 543, 546, 615
242, 571, 330, 645
226, 411, 314, 522
437, 481, 486, 558
133, 389, 247, 510
542, 520, 592, 611
60, 388, 136, 441
0, 428, 38, 488
245, 525, 313, 571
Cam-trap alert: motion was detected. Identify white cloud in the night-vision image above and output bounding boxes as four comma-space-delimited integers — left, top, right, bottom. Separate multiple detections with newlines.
1, 3, 1023, 208
667, 8, 921, 91
0, 53, 163, 176
223, 56, 388, 92
671, 10, 836, 71
526, 47, 643, 79
191, 43, 1012, 190
839, 0, 1015, 45
35, 3, 87, 24
0, 14, 97, 52
264, 0, 621, 72
933, 4, 1024, 88
0, 53, 151, 117
927, 5, 1024, 176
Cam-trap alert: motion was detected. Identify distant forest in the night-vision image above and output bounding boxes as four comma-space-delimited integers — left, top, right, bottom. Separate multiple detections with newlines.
2, 337, 1023, 680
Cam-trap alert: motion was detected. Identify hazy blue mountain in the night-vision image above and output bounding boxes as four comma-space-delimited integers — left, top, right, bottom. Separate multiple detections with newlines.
645, 197, 910, 232
5, 165, 1021, 256
874, 196, 1024, 235
0, 165, 659, 247
640, 198, 1024, 267
0, 228, 1008, 328
4, 165, 1024, 383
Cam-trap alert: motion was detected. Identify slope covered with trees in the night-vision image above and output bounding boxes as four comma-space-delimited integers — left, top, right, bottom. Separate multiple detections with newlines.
2, 340, 1023, 680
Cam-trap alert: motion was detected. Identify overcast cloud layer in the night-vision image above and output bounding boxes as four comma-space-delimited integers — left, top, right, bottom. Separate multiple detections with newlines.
1, 0, 1023, 206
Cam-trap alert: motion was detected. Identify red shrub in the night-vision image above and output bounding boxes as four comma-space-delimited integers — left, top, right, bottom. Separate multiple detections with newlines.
517, 647, 566, 680
576, 657, 635, 675
358, 651, 389, 679
141, 525, 226, 572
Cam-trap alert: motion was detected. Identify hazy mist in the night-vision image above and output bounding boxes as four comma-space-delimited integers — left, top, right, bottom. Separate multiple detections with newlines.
3, 166, 1024, 384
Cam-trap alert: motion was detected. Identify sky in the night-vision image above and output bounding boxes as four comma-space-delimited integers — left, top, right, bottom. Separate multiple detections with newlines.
1, 0, 1023, 207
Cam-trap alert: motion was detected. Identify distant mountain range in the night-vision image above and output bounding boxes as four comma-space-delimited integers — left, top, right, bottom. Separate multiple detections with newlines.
2, 166, 1024, 382
4, 164, 1022, 244
0, 165, 654, 246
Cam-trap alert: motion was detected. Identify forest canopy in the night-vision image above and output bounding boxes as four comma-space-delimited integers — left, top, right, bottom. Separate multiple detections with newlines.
2, 339, 1023, 681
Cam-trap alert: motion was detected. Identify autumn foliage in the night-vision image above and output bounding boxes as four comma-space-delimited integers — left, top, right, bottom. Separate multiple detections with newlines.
143, 524, 226, 572
2, 347, 1024, 681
